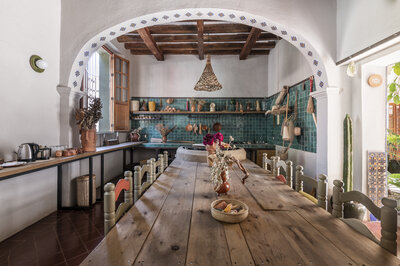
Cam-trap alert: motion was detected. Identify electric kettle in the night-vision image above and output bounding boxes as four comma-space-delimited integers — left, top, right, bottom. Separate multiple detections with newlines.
16, 143, 40, 162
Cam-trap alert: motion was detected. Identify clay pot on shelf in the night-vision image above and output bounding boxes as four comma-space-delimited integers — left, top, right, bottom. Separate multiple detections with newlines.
81, 128, 97, 152
190, 104, 196, 112
214, 170, 230, 195
162, 136, 168, 143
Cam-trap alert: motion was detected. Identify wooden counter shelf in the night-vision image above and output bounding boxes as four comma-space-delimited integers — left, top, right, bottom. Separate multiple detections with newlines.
130, 111, 266, 115
0, 142, 145, 180
0, 141, 145, 210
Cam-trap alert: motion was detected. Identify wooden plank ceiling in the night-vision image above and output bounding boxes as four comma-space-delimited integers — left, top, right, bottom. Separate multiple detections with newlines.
116, 20, 280, 61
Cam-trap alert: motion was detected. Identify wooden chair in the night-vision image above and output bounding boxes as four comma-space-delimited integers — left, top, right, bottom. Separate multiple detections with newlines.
295, 165, 327, 210
332, 180, 397, 255
163, 151, 169, 169
104, 171, 133, 235
273, 156, 293, 187
262, 153, 274, 173
133, 158, 155, 202
153, 153, 166, 179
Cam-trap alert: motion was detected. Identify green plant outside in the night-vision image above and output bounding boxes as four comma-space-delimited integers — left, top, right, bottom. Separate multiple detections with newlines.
387, 62, 400, 104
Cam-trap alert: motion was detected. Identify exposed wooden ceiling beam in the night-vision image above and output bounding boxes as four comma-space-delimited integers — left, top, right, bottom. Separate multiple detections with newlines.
197, 20, 204, 60
240, 28, 262, 60
130, 49, 270, 55
137, 28, 164, 61
126, 42, 275, 51
131, 23, 254, 34
118, 33, 279, 43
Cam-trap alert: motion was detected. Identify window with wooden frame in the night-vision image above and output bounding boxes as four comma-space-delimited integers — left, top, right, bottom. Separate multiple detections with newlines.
113, 54, 130, 131
80, 46, 130, 132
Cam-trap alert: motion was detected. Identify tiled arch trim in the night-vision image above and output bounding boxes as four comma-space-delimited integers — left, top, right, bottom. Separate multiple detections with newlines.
67, 8, 328, 90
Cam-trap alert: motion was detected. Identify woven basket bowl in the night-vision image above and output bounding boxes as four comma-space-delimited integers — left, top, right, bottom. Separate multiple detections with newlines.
211, 199, 249, 223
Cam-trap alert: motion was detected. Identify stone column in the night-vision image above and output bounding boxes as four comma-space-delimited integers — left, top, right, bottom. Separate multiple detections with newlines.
310, 87, 342, 197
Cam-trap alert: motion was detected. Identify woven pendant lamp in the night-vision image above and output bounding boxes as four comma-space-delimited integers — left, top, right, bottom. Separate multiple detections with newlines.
194, 55, 222, 91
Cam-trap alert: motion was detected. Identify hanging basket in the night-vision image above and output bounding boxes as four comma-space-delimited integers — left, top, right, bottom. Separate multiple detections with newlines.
194, 55, 222, 92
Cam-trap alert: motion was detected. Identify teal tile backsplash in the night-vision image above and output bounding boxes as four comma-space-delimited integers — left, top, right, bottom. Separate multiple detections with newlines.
131, 79, 316, 153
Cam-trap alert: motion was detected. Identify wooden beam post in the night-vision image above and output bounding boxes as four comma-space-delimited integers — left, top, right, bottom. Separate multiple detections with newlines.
197, 20, 204, 60
239, 27, 262, 60
137, 28, 164, 61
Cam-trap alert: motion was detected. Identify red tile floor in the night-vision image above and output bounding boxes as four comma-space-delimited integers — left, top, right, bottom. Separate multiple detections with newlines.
0, 202, 106, 266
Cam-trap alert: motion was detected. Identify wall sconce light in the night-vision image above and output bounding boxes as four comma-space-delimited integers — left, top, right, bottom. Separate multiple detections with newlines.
30, 55, 48, 73
346, 61, 357, 77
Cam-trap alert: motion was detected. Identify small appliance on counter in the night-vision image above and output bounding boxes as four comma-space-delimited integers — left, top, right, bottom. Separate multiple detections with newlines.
16, 143, 40, 162
37, 146, 51, 160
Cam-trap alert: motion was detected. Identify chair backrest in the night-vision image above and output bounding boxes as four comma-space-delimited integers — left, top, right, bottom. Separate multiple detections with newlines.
163, 151, 169, 169
133, 158, 155, 202
154, 154, 165, 179
104, 171, 133, 235
273, 156, 293, 187
295, 165, 327, 210
332, 179, 397, 255
262, 153, 274, 173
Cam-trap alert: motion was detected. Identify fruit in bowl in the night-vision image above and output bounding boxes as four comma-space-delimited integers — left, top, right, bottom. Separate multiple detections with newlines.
211, 199, 249, 223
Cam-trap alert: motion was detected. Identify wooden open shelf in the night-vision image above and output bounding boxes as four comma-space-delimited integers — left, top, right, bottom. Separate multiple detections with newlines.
130, 111, 266, 115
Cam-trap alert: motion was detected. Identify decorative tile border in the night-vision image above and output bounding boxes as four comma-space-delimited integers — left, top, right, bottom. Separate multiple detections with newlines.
67, 8, 328, 91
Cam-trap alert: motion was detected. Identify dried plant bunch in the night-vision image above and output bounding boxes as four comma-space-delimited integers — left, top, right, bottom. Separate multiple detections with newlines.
75, 97, 103, 130
155, 124, 176, 137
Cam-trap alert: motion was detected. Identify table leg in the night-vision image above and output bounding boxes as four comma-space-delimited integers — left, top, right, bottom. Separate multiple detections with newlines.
123, 149, 126, 171
130, 148, 133, 165
89, 157, 93, 206
101, 154, 104, 200
57, 165, 62, 210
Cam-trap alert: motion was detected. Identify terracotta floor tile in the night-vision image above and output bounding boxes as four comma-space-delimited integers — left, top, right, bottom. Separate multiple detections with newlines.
37, 251, 65, 266
66, 252, 88, 266
0, 201, 109, 266
83, 237, 102, 251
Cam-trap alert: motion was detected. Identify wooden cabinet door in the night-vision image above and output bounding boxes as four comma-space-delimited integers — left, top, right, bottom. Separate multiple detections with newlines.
113, 54, 130, 131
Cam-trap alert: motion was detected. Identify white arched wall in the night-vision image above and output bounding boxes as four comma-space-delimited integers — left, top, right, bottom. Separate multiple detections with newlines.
65, 8, 329, 91
59, 5, 341, 195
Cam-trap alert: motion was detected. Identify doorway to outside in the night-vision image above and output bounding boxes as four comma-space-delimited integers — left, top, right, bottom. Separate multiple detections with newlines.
387, 62, 400, 205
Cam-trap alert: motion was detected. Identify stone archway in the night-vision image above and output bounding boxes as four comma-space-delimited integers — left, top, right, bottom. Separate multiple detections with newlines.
66, 8, 329, 91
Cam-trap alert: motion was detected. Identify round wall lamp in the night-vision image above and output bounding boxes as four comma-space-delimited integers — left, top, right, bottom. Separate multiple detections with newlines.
30, 55, 48, 73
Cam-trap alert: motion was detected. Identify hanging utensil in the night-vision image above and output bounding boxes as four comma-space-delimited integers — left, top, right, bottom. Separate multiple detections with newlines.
199, 123, 202, 135
306, 76, 317, 127
282, 93, 290, 142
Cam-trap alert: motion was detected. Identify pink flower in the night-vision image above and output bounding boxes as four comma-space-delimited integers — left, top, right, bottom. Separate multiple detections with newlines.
213, 132, 224, 144
203, 134, 214, 146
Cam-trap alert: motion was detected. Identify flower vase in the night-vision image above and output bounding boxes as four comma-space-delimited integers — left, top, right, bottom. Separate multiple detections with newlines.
206, 143, 216, 166
214, 170, 230, 195
81, 128, 96, 152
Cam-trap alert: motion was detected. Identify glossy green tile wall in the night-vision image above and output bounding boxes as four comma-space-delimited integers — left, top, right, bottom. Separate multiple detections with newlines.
131, 80, 316, 153
265, 79, 317, 152
131, 98, 269, 144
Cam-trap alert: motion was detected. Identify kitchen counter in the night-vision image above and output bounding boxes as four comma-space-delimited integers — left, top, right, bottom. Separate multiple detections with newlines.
137, 142, 275, 149
0, 142, 145, 180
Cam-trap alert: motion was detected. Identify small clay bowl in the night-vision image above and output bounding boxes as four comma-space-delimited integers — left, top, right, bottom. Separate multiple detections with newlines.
211, 199, 248, 223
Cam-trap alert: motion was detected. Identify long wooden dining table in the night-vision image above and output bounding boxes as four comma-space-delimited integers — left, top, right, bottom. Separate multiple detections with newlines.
81, 159, 400, 265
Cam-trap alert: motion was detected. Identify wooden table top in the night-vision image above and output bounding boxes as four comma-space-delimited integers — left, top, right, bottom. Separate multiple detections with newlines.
82, 159, 400, 266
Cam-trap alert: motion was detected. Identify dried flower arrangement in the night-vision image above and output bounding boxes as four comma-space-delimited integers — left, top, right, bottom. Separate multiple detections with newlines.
155, 124, 177, 143
208, 134, 249, 194
75, 97, 103, 130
